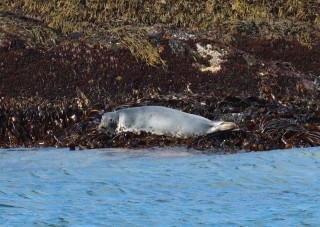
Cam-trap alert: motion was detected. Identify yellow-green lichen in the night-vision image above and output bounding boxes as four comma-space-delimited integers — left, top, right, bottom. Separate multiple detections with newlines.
1, 0, 319, 64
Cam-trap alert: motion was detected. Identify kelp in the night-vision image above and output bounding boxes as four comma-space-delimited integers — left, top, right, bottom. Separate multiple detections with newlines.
1, 94, 320, 152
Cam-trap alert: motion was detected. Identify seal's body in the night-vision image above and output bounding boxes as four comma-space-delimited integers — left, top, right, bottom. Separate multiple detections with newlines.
99, 106, 237, 138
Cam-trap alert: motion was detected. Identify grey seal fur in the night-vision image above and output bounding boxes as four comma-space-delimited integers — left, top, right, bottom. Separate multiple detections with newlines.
99, 106, 238, 138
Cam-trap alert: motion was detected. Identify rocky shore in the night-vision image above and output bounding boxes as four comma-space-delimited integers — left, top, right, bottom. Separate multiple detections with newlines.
1, 1, 319, 153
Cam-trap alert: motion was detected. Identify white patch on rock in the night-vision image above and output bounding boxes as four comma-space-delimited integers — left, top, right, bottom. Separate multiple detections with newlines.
195, 43, 225, 73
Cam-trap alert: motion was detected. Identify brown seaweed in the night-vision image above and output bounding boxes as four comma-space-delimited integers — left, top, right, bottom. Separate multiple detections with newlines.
1, 1, 319, 153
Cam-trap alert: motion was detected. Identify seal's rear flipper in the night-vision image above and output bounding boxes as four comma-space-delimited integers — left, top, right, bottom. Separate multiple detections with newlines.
210, 121, 238, 133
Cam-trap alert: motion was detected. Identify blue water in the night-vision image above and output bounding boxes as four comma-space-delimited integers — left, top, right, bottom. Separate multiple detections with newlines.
0, 147, 319, 226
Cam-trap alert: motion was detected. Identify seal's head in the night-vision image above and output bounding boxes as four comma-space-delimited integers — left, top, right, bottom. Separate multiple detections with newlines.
98, 112, 119, 136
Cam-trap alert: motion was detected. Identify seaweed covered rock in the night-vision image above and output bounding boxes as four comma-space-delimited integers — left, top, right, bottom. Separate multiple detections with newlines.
0, 0, 320, 152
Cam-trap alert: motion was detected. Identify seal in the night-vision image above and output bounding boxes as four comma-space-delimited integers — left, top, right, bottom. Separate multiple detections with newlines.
99, 106, 238, 138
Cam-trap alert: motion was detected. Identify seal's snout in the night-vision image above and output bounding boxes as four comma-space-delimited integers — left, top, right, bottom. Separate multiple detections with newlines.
98, 123, 115, 136
98, 124, 105, 132
98, 123, 108, 134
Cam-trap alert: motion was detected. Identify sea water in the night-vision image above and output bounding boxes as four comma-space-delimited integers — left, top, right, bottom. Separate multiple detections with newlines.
0, 147, 319, 226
